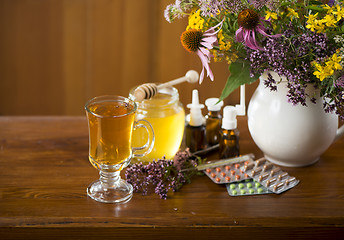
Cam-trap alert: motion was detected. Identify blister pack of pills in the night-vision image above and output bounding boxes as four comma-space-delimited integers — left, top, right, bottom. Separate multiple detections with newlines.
204, 161, 250, 184
240, 158, 299, 194
226, 179, 273, 196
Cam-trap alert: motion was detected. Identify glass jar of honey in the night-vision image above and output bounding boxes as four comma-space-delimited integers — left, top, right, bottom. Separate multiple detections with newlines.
129, 87, 185, 162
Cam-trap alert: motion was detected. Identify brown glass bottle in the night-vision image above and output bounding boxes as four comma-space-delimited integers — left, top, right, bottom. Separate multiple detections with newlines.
219, 128, 240, 159
185, 89, 206, 153
185, 124, 206, 153
205, 98, 224, 147
205, 110, 222, 146
219, 106, 240, 159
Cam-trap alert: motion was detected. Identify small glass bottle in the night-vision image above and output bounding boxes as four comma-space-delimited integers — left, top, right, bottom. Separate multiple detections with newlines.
205, 98, 224, 146
185, 89, 206, 153
219, 106, 240, 159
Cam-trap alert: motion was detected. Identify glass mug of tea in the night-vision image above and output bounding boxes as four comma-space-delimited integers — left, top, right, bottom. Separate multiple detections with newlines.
85, 95, 154, 203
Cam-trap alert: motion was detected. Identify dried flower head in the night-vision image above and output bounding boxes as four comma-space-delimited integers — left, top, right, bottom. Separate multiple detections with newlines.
238, 9, 260, 29
181, 29, 203, 52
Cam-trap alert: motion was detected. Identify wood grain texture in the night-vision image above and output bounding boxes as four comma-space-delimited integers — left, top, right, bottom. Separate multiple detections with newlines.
0, 0, 257, 115
0, 116, 344, 239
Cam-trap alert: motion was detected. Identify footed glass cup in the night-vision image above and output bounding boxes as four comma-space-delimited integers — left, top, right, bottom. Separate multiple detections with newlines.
85, 95, 154, 203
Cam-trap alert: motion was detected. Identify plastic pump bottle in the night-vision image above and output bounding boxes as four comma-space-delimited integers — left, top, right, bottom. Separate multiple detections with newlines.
205, 98, 224, 146
219, 106, 240, 159
185, 89, 206, 153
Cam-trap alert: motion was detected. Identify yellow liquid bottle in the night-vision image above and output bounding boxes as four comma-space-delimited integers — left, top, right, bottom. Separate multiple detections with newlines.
130, 87, 185, 162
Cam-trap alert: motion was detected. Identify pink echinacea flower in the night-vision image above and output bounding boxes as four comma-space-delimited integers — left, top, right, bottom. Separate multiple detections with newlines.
181, 21, 222, 83
236, 9, 281, 51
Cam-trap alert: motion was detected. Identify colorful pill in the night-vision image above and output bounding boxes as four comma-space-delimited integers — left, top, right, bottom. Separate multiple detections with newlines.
216, 167, 222, 172
244, 163, 254, 171
231, 170, 236, 175
256, 158, 266, 166
258, 173, 269, 182
238, 183, 245, 189
235, 175, 241, 180
240, 189, 246, 194
215, 177, 221, 182
211, 173, 216, 178
244, 161, 250, 165
270, 167, 281, 176
249, 189, 255, 194
221, 172, 226, 177
225, 165, 231, 171
255, 182, 261, 188
225, 176, 231, 182
232, 190, 238, 195
244, 173, 249, 178
266, 177, 277, 187
286, 177, 297, 185
273, 182, 285, 192
278, 172, 289, 181
230, 184, 236, 190
235, 163, 240, 169
251, 167, 262, 177
263, 163, 273, 172
206, 168, 212, 174
257, 188, 263, 193
246, 183, 253, 188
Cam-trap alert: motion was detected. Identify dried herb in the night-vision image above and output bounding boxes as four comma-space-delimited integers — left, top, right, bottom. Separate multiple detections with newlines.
125, 149, 204, 199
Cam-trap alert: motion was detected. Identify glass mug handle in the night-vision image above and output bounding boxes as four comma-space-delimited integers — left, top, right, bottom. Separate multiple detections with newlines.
132, 119, 155, 158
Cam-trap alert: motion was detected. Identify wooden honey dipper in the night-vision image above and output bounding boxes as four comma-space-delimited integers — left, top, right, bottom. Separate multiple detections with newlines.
133, 70, 199, 101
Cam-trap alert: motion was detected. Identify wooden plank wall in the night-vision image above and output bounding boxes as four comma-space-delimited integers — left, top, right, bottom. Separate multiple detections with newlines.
0, 0, 258, 115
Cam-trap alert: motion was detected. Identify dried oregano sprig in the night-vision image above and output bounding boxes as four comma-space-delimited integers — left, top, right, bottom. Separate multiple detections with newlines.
125, 149, 204, 199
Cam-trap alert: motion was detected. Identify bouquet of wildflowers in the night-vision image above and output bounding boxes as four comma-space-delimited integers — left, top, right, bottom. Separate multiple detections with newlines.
164, 0, 344, 120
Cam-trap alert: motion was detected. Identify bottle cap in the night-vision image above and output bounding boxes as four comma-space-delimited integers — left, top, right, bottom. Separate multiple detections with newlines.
205, 98, 224, 111
222, 106, 237, 130
187, 89, 204, 126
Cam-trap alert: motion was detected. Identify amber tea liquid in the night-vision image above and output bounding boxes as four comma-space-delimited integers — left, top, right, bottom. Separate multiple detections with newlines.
86, 100, 136, 170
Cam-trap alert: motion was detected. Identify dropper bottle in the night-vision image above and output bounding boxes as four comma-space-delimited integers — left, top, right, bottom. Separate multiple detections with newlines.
219, 106, 240, 159
185, 89, 206, 153
205, 98, 224, 146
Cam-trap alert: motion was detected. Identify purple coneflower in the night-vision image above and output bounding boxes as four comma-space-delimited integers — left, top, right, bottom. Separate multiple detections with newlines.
236, 8, 281, 50
180, 21, 222, 83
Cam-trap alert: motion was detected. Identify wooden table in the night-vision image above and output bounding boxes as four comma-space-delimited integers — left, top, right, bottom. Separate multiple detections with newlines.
1, 116, 344, 239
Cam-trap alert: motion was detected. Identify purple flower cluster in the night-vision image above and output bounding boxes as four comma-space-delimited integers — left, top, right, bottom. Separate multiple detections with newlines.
125, 149, 201, 199
199, 0, 246, 17
247, 23, 336, 106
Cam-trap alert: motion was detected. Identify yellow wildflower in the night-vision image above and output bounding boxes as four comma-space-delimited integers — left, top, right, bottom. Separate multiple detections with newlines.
218, 30, 231, 51
327, 53, 342, 70
323, 4, 333, 13
313, 63, 333, 81
313, 52, 343, 81
265, 10, 278, 20
332, 5, 344, 21
286, 8, 299, 19
306, 13, 321, 32
322, 14, 337, 27
186, 10, 205, 30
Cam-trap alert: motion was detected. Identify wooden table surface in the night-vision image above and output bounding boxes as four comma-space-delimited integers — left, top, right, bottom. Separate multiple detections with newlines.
0, 116, 344, 239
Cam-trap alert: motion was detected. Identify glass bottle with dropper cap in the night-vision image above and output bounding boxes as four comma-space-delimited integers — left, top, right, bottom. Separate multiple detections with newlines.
185, 89, 206, 153
205, 98, 224, 146
219, 106, 240, 159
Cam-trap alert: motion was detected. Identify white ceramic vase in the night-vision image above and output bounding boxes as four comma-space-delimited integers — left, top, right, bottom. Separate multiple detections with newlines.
247, 71, 344, 167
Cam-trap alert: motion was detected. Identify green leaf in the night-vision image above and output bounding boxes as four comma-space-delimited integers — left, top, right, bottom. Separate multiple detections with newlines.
306, 6, 327, 12
219, 61, 257, 101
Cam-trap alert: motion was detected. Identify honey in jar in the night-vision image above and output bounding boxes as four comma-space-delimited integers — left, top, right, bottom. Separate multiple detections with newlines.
130, 87, 185, 162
